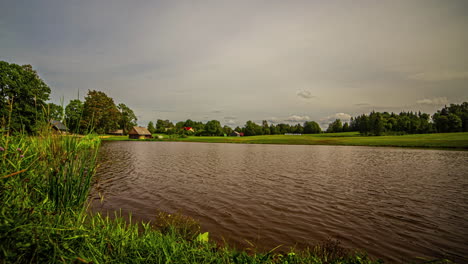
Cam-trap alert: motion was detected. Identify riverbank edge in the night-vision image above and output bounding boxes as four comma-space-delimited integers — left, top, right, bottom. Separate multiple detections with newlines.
101, 132, 468, 150
1, 134, 455, 263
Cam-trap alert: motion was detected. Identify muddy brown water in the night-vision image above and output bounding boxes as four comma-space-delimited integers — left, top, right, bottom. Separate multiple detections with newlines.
90, 141, 468, 263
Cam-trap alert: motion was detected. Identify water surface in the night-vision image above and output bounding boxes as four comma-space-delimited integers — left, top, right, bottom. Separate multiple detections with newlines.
90, 141, 468, 263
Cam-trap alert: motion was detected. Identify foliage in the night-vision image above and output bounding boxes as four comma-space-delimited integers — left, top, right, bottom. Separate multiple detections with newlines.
433, 103, 468, 133
47, 103, 64, 121
0, 61, 51, 133
65, 99, 84, 133
304, 121, 322, 134
81, 90, 121, 134
204, 120, 223, 136
327, 119, 343, 133
117, 103, 137, 134
147, 121, 156, 134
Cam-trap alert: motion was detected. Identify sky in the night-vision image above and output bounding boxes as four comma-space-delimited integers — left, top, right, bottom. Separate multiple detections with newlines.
1, 0, 468, 128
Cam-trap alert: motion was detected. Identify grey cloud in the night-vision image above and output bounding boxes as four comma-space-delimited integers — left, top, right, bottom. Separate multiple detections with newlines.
319, 113, 352, 128
416, 97, 448, 105
296, 89, 315, 100
355, 103, 371, 107
284, 115, 310, 122
1, 1, 467, 125
408, 71, 468, 81
224, 116, 237, 120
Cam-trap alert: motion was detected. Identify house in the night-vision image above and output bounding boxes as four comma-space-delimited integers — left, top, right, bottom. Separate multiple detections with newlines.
108, 129, 124, 136
230, 131, 244, 137
183, 127, 195, 132
50, 120, 68, 134
128, 126, 153, 139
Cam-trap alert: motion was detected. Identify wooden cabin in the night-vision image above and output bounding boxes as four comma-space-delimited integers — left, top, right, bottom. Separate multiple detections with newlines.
128, 126, 152, 139
50, 120, 68, 134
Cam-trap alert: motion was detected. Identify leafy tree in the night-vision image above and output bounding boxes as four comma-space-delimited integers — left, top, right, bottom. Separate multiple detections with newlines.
223, 125, 233, 135
156, 119, 174, 133
47, 103, 64, 121
81, 90, 120, 134
303, 121, 321, 134
342, 122, 350, 132
326, 119, 342, 133
117, 103, 137, 134
204, 120, 223, 136
147, 121, 156, 134
262, 120, 271, 135
65, 99, 83, 133
0, 61, 51, 133
244, 121, 263, 136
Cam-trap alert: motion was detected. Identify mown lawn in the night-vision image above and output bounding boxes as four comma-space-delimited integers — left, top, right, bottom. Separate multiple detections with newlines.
101, 132, 468, 150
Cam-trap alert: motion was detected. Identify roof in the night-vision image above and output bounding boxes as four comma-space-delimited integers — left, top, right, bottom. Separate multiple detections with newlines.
108, 129, 123, 134
128, 126, 152, 135
50, 120, 68, 131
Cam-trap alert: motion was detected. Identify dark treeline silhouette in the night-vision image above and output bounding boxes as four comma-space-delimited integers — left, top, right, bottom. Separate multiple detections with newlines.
348, 102, 468, 135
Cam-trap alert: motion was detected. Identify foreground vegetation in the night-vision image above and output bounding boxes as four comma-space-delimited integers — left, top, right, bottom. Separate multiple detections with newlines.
1, 133, 388, 263
101, 132, 468, 150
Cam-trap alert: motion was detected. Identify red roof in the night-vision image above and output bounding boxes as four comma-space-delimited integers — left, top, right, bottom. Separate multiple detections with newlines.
183, 127, 193, 130
239, 132, 244, 136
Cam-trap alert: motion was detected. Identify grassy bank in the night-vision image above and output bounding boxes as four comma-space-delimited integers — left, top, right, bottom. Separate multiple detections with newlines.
102, 132, 468, 150
1, 133, 385, 263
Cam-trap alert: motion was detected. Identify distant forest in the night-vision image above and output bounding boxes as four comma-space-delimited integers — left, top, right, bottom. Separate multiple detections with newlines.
1, 61, 467, 136
148, 102, 468, 136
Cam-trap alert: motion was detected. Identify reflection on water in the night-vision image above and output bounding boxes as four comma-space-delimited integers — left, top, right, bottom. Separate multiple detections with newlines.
90, 141, 468, 263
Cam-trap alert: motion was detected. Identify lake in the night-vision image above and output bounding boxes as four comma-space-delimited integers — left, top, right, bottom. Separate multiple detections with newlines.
90, 141, 468, 263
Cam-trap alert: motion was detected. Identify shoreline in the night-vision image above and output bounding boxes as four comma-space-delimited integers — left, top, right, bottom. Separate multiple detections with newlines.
101, 132, 468, 150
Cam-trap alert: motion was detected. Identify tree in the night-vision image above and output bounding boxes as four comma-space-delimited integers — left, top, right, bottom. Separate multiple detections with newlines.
81, 90, 120, 134
47, 103, 64, 121
303, 121, 321, 134
117, 103, 137, 134
65, 99, 83, 133
204, 120, 223, 136
327, 119, 342, 133
0, 61, 51, 133
147, 121, 156, 134
223, 125, 233, 135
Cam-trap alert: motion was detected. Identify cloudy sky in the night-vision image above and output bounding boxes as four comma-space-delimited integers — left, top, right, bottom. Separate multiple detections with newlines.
1, 0, 467, 127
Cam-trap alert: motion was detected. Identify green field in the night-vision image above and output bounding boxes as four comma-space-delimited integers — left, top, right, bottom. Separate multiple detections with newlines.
102, 132, 468, 150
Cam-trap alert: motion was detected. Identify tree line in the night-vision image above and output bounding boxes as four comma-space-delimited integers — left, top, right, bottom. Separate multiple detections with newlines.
1, 61, 137, 134
147, 119, 322, 136
149, 102, 468, 137
345, 103, 468, 135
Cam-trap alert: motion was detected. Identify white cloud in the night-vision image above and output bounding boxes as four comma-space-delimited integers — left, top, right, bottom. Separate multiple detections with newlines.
296, 89, 315, 99
416, 97, 448, 105
408, 71, 468, 81
319, 113, 352, 128
285, 115, 310, 122
226, 119, 236, 125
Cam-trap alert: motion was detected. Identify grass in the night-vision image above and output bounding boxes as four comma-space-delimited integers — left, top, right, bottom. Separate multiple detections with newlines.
101, 132, 468, 150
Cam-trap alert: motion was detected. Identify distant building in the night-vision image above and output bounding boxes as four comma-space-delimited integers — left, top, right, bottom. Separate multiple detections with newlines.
108, 129, 124, 136
230, 131, 244, 137
183, 127, 195, 132
50, 120, 68, 134
128, 126, 153, 139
